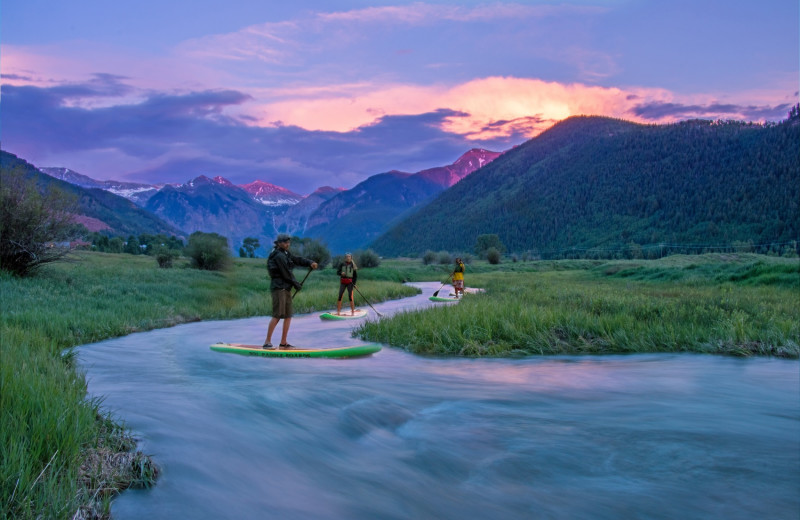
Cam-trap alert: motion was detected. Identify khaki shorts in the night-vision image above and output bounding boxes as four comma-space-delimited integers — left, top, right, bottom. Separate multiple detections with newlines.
271, 289, 293, 319
453, 280, 464, 289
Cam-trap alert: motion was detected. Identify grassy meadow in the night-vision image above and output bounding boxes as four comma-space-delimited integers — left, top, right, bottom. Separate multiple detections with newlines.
2, 250, 798, 519
357, 254, 800, 358
0, 251, 416, 519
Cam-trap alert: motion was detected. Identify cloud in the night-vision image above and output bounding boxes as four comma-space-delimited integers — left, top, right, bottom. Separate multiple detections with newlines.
1, 79, 498, 193
632, 100, 793, 121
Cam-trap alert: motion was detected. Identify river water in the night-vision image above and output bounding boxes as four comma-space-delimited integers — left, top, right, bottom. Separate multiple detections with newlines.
76, 282, 800, 520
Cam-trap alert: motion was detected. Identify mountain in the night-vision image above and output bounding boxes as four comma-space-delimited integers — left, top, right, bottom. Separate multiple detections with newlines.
40, 167, 161, 206
415, 148, 502, 187
143, 175, 278, 253
1, 151, 183, 238
273, 186, 345, 235
241, 180, 303, 207
303, 149, 501, 252
370, 114, 800, 257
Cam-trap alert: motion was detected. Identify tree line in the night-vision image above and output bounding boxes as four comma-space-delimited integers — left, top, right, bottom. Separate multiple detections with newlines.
372, 107, 800, 257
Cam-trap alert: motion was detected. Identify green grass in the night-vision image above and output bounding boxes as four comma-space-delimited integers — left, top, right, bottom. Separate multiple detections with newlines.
355, 254, 800, 358
0, 252, 417, 519
2, 251, 797, 518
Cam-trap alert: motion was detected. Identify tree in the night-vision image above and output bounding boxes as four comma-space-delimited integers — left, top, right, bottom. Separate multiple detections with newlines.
475, 234, 506, 259
0, 165, 81, 276
290, 236, 331, 267
356, 249, 381, 268
185, 231, 231, 271
124, 235, 141, 255
240, 237, 260, 258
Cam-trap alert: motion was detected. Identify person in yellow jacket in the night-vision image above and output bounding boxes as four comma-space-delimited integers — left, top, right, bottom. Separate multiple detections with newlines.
452, 257, 465, 298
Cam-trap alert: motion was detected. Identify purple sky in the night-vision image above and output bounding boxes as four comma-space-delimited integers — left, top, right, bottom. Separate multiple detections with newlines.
2, 1, 797, 194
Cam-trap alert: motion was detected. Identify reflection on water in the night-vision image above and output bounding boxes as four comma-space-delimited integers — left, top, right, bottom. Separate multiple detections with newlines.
76, 283, 800, 520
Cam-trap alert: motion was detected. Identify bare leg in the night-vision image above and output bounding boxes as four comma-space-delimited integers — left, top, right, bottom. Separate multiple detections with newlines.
265, 317, 281, 344
350, 295, 355, 315
336, 300, 342, 315
280, 317, 292, 345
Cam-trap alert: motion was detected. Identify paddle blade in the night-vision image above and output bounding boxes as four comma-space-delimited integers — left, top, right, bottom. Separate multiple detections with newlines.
432, 289, 441, 297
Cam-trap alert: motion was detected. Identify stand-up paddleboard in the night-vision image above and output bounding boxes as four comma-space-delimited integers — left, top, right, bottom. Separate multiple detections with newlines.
319, 308, 368, 320
429, 295, 460, 302
210, 342, 381, 358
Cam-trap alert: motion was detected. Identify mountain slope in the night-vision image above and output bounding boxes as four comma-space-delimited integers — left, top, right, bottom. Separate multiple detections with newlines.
144, 175, 278, 251
1, 151, 184, 238
304, 149, 501, 252
371, 115, 800, 256
40, 167, 161, 206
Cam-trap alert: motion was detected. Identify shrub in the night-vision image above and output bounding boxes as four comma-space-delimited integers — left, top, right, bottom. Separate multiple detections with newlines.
356, 249, 381, 268
294, 238, 331, 267
437, 250, 452, 265
486, 247, 501, 264
475, 234, 506, 259
155, 247, 178, 268
185, 232, 231, 271
0, 165, 81, 276
422, 250, 437, 265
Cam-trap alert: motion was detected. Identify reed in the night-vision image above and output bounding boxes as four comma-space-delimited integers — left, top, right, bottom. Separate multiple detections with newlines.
0, 251, 416, 519
355, 254, 799, 358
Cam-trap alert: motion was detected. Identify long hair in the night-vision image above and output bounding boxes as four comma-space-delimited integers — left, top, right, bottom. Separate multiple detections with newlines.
344, 253, 357, 270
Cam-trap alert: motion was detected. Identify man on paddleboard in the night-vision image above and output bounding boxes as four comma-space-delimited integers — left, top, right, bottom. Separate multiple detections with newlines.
264, 234, 317, 349
335, 252, 358, 315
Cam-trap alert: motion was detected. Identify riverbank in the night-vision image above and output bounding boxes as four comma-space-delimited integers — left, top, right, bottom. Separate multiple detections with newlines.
357, 254, 800, 357
0, 252, 417, 519
2, 252, 797, 518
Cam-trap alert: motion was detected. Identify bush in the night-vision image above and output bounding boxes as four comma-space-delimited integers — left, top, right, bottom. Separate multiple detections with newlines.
486, 247, 501, 264
293, 237, 331, 267
422, 250, 437, 265
356, 249, 381, 268
155, 247, 178, 268
0, 165, 81, 276
185, 232, 231, 271
437, 250, 452, 265
475, 234, 506, 259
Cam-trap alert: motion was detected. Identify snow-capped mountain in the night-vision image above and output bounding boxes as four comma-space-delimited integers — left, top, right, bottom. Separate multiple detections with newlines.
240, 180, 303, 207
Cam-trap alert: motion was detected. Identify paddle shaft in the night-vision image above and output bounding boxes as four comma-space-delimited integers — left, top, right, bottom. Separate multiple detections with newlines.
352, 284, 384, 317
432, 271, 455, 297
291, 267, 314, 299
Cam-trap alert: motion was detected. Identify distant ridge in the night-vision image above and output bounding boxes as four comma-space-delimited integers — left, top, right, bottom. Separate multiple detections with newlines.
303, 149, 502, 252
2, 151, 183, 238
371, 113, 800, 256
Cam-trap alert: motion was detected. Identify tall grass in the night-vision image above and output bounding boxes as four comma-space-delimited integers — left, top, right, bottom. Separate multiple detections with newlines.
356, 254, 800, 358
1, 252, 417, 519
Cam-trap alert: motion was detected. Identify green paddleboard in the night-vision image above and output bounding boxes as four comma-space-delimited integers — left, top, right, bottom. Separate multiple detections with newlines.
320, 308, 369, 320
429, 295, 460, 302
210, 342, 381, 358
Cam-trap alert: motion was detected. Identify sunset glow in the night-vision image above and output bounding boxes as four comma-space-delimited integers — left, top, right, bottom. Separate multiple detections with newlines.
2, 1, 797, 192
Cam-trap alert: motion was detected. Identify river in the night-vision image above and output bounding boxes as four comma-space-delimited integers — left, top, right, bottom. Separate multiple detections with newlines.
76, 282, 800, 519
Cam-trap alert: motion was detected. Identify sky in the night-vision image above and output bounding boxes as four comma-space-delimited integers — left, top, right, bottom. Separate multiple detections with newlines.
2, 0, 798, 194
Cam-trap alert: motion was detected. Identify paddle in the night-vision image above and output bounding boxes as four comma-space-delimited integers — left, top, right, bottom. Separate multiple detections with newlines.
432, 272, 455, 297
291, 267, 314, 299
352, 284, 384, 317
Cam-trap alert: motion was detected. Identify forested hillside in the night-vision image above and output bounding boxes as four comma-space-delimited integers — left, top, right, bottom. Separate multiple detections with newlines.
1, 151, 183, 238
371, 111, 799, 257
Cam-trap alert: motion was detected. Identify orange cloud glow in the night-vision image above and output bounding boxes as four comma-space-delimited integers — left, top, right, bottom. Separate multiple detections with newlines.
249, 77, 676, 139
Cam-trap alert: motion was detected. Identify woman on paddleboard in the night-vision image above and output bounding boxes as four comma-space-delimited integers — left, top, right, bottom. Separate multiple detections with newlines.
335, 252, 358, 315
263, 234, 317, 349
452, 257, 465, 298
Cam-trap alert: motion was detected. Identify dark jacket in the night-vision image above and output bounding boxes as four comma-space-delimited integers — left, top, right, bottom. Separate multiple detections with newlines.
336, 261, 358, 285
267, 248, 314, 291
